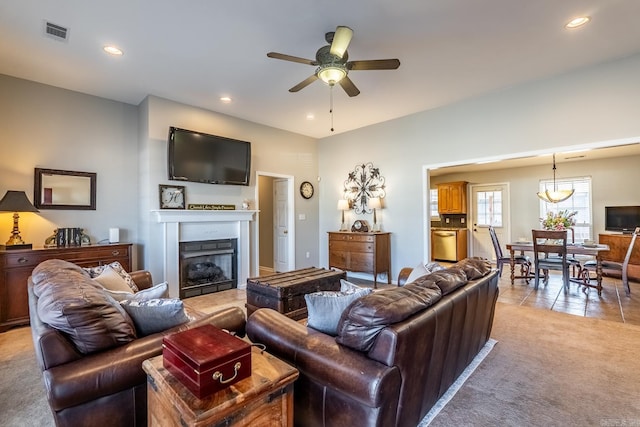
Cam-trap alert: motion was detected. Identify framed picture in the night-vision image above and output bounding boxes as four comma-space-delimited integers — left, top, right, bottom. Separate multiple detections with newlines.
159, 185, 186, 209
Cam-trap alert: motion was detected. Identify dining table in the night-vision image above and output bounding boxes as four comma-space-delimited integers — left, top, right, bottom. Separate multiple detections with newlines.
505, 241, 610, 295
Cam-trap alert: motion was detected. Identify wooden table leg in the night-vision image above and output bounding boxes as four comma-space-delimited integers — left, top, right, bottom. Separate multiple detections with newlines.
509, 249, 516, 285
596, 256, 603, 296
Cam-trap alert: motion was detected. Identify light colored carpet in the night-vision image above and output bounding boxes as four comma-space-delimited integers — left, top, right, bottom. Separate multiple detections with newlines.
3, 302, 639, 426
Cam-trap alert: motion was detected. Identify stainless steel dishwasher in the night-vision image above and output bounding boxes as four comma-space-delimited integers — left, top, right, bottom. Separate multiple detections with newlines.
432, 229, 458, 262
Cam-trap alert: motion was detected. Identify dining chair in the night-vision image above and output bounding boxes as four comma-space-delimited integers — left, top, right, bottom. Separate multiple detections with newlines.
532, 229, 570, 293
489, 226, 531, 282
580, 226, 639, 296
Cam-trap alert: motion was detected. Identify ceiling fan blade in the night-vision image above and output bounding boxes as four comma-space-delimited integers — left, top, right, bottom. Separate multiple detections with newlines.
348, 59, 401, 70
267, 52, 318, 66
289, 74, 319, 92
330, 26, 353, 58
339, 76, 360, 97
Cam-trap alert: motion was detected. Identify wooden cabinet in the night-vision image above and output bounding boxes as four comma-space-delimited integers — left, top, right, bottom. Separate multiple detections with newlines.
143, 348, 298, 427
598, 234, 640, 281
328, 232, 391, 287
437, 181, 468, 214
0, 243, 132, 332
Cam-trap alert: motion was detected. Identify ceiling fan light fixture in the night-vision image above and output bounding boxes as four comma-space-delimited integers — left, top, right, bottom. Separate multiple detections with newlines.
317, 64, 347, 85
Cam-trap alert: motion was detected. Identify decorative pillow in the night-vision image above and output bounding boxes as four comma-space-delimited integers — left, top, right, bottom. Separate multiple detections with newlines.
452, 257, 492, 280
93, 265, 134, 293
404, 262, 430, 285
305, 285, 372, 336
336, 283, 442, 352
32, 259, 137, 354
83, 261, 138, 292
120, 298, 191, 336
340, 279, 369, 293
105, 282, 169, 302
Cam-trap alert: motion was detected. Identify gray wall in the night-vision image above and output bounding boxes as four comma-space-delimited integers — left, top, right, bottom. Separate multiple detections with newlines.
318, 53, 640, 279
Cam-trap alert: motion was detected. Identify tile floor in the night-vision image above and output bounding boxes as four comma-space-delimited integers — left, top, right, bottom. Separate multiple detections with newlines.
184, 268, 640, 327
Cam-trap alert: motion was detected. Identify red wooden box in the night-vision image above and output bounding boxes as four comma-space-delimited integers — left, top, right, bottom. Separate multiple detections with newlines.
162, 324, 251, 399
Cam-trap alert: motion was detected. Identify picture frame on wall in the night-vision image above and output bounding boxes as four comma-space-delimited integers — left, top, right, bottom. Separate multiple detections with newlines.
159, 184, 186, 209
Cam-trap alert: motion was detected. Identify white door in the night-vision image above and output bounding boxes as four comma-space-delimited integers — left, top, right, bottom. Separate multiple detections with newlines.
471, 183, 510, 261
274, 179, 289, 272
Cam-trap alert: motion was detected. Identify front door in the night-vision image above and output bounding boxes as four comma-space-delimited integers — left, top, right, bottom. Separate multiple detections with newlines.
471, 183, 510, 261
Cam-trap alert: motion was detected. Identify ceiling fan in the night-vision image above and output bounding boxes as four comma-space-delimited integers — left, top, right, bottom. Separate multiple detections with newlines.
267, 26, 401, 97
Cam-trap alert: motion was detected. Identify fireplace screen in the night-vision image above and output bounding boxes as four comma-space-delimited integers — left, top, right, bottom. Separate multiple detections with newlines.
179, 239, 237, 298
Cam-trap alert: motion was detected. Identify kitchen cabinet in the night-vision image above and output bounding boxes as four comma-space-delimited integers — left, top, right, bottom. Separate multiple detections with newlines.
328, 232, 391, 288
437, 181, 468, 214
598, 233, 640, 281
0, 243, 132, 332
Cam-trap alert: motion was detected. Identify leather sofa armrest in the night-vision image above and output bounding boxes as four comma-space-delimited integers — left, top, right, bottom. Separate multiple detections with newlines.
247, 308, 401, 408
44, 306, 246, 411
129, 270, 152, 290
397, 267, 413, 286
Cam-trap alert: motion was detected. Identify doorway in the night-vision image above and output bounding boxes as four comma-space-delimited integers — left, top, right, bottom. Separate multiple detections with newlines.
256, 172, 295, 275
470, 183, 510, 261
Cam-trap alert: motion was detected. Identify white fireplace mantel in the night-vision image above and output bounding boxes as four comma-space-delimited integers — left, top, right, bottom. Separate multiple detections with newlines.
151, 209, 257, 297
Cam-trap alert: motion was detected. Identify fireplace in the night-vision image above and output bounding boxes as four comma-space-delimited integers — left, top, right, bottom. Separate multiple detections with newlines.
179, 239, 237, 298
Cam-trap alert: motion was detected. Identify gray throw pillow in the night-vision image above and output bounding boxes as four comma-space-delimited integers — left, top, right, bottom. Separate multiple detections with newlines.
305, 286, 372, 336
120, 298, 191, 336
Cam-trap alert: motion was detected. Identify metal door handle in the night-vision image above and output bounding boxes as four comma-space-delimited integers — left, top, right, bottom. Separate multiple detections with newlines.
283, 230, 288, 234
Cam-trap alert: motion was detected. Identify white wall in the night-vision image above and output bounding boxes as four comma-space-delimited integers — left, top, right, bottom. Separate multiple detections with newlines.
139, 96, 319, 283
318, 53, 640, 279
0, 74, 140, 260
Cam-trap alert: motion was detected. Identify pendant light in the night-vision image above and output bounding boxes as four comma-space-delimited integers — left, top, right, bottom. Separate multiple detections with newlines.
537, 154, 574, 203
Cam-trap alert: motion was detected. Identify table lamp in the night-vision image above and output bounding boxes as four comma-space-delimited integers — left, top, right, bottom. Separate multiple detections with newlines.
368, 197, 382, 232
337, 199, 350, 231
0, 190, 40, 250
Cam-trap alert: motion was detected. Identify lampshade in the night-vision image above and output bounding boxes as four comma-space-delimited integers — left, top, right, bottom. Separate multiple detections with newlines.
536, 154, 574, 203
368, 197, 382, 210
337, 199, 350, 211
0, 191, 39, 213
317, 64, 347, 85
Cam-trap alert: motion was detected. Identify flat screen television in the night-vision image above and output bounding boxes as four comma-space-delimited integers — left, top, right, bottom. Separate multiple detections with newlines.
605, 206, 640, 233
168, 127, 251, 186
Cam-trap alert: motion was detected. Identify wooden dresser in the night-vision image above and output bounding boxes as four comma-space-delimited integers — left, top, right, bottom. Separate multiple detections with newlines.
598, 233, 640, 281
0, 243, 132, 332
328, 231, 391, 287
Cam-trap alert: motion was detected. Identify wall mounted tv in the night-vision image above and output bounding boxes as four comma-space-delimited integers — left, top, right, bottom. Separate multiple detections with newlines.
168, 127, 251, 186
605, 206, 640, 233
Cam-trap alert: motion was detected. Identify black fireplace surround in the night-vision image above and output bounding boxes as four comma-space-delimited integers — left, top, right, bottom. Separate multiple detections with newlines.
179, 239, 237, 298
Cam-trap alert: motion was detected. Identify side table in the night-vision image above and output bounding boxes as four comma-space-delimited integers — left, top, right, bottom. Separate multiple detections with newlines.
143, 347, 299, 427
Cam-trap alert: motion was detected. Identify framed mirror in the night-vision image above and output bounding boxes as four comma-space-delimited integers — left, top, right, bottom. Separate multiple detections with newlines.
34, 168, 96, 210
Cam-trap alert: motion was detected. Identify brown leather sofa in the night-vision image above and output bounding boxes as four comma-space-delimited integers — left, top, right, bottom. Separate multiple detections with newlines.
29, 261, 246, 427
247, 258, 499, 427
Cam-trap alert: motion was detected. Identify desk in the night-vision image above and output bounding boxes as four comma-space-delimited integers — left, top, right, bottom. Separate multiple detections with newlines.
506, 242, 610, 294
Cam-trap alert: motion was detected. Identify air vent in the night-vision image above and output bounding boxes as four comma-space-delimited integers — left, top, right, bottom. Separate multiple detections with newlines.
44, 21, 69, 41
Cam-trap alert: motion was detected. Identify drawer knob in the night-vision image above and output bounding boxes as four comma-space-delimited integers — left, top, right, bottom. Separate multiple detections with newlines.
111, 250, 120, 256
18, 257, 28, 264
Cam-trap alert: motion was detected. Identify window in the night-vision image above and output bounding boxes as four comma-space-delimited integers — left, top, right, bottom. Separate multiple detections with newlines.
430, 189, 439, 219
475, 190, 503, 227
539, 177, 592, 241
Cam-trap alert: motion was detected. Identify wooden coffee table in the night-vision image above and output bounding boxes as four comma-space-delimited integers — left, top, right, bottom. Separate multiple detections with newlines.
143, 347, 299, 427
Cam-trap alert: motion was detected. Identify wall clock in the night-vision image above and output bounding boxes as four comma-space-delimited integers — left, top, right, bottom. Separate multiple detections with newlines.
159, 184, 185, 209
343, 163, 386, 214
300, 181, 314, 199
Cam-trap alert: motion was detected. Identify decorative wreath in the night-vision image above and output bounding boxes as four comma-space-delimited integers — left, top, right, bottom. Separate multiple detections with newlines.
343, 162, 386, 214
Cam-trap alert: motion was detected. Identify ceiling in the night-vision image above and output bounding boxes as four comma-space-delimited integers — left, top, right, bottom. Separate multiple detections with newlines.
2, 1, 640, 139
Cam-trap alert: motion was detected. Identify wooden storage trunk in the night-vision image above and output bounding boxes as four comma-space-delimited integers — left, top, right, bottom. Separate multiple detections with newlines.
246, 267, 345, 320
162, 325, 251, 399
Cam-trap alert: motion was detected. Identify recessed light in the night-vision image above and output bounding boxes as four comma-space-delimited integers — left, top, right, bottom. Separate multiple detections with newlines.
565, 16, 590, 29
220, 97, 232, 103
103, 45, 123, 56
306, 113, 315, 120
